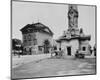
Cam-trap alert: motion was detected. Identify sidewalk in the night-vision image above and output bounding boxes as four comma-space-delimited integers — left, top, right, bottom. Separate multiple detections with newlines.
12, 54, 51, 68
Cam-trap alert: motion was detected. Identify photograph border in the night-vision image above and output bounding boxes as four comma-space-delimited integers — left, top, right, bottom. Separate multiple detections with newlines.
11, 0, 97, 80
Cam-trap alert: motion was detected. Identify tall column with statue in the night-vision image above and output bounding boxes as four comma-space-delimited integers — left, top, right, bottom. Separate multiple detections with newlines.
68, 4, 79, 36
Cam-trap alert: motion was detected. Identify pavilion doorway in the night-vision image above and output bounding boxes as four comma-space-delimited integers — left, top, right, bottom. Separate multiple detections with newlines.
67, 46, 71, 56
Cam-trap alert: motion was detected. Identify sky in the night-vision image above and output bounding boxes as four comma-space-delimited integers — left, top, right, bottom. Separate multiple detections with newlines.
12, 1, 96, 47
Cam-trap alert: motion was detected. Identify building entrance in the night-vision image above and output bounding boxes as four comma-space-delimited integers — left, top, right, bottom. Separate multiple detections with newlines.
67, 47, 71, 56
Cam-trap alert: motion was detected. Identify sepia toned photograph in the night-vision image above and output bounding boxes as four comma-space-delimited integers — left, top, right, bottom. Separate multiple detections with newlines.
11, 0, 96, 79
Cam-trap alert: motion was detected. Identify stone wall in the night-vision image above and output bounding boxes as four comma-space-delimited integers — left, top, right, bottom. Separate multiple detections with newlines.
60, 39, 79, 56
22, 32, 53, 54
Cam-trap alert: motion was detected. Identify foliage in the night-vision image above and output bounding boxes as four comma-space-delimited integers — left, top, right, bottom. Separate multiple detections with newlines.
12, 39, 23, 55
43, 39, 50, 53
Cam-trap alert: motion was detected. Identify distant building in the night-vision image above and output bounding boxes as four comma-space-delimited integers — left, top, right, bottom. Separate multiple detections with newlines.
12, 38, 22, 55
56, 4, 91, 56
20, 22, 53, 55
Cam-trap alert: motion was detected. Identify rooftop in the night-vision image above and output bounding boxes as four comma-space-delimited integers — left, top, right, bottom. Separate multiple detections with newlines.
20, 22, 53, 36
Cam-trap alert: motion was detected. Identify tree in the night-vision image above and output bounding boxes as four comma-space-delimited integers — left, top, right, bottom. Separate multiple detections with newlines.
43, 39, 50, 54
12, 39, 17, 55
12, 39, 22, 56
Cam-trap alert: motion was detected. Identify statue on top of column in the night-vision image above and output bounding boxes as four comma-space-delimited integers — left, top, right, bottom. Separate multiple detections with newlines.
68, 4, 78, 30
67, 4, 79, 36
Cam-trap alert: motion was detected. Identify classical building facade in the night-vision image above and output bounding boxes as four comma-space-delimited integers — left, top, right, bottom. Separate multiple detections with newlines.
56, 4, 91, 56
20, 22, 53, 55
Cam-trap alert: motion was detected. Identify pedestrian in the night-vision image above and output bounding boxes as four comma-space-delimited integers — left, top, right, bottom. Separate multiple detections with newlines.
59, 48, 63, 57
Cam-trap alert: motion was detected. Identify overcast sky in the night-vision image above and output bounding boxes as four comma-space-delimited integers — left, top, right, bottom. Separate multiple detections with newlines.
12, 1, 96, 47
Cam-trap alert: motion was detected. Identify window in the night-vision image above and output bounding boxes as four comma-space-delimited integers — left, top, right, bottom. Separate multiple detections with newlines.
44, 28, 49, 33
54, 46, 57, 50
24, 39, 27, 43
24, 48, 26, 52
82, 47, 86, 51
33, 39, 37, 45
23, 35, 27, 43
28, 34, 31, 41
38, 46, 42, 51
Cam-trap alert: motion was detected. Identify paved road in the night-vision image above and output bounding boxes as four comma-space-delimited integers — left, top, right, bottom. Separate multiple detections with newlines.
12, 57, 96, 79
12, 54, 51, 68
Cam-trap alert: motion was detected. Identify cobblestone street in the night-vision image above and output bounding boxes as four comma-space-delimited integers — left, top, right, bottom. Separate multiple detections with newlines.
12, 56, 96, 79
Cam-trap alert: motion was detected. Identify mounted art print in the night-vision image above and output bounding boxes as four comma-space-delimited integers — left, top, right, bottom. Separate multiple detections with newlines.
11, 0, 96, 79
